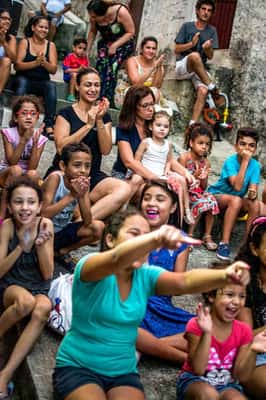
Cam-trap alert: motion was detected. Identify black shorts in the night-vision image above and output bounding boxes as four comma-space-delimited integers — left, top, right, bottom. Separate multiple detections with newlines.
53, 366, 144, 399
54, 222, 83, 252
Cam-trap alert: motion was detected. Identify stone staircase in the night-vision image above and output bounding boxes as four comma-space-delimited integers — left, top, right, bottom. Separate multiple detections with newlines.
1, 65, 264, 400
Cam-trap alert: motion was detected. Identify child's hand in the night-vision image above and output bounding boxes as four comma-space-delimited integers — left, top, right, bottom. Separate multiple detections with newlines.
196, 303, 212, 333
32, 124, 44, 146
250, 330, 266, 354
225, 261, 250, 286
70, 176, 90, 198
35, 221, 53, 246
22, 127, 34, 142
198, 166, 210, 180
247, 188, 257, 200
155, 225, 202, 249
241, 149, 253, 162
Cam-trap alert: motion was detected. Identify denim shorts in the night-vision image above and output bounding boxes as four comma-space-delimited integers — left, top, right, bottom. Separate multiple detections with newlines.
256, 352, 266, 367
53, 366, 144, 399
176, 372, 243, 400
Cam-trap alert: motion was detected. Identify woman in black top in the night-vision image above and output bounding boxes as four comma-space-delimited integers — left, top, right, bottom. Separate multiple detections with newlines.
87, 0, 135, 106
53, 67, 131, 220
0, 8, 16, 94
15, 16, 57, 138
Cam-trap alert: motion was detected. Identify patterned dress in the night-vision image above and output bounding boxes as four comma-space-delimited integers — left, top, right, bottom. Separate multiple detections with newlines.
96, 5, 135, 104
185, 156, 219, 219
140, 246, 193, 337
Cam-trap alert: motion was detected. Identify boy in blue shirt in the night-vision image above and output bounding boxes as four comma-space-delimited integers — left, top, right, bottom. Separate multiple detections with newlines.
209, 128, 262, 260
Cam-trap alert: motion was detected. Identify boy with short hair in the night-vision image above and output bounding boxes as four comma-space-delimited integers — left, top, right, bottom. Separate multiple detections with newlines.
41, 143, 104, 271
63, 38, 89, 102
209, 128, 262, 261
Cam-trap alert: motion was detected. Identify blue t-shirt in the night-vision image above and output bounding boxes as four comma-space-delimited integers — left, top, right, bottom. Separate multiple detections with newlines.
56, 254, 164, 376
208, 154, 261, 197
112, 125, 142, 174
175, 21, 218, 65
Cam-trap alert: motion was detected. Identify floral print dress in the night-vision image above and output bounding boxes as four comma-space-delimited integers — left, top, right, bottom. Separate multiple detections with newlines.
186, 156, 219, 219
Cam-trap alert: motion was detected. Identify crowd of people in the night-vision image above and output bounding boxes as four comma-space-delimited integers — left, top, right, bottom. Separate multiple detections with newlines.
0, 0, 266, 399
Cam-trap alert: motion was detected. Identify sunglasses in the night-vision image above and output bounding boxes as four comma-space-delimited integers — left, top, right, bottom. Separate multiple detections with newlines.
16, 110, 39, 118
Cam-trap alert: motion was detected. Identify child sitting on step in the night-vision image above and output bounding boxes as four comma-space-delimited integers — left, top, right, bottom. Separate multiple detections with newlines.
63, 38, 89, 102
209, 127, 262, 261
0, 95, 47, 222
178, 123, 219, 251
133, 110, 195, 225
41, 143, 104, 271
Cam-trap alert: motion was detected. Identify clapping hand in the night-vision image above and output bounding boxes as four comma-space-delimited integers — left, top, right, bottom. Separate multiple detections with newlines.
87, 105, 99, 126
96, 97, 109, 119
70, 176, 90, 198
251, 330, 266, 354
196, 303, 212, 333
192, 32, 200, 47
202, 39, 213, 50
154, 54, 165, 68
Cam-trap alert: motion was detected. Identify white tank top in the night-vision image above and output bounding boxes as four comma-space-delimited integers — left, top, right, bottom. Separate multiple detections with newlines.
141, 137, 170, 177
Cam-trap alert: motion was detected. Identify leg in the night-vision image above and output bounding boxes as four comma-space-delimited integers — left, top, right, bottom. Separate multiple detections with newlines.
107, 386, 144, 400
243, 198, 261, 234
241, 366, 266, 400
0, 291, 51, 395
136, 328, 188, 364
58, 220, 105, 255
216, 194, 243, 243
184, 381, 219, 400
186, 53, 212, 86
65, 384, 107, 400
69, 73, 77, 96
0, 58, 11, 93
191, 85, 208, 123
39, 80, 57, 130
15, 76, 30, 96
220, 388, 247, 400
48, 23, 57, 41
0, 165, 23, 219
127, 174, 145, 202
202, 212, 217, 250
90, 177, 131, 220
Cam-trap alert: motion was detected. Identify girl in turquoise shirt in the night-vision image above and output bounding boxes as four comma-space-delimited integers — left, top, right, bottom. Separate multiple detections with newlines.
53, 207, 250, 400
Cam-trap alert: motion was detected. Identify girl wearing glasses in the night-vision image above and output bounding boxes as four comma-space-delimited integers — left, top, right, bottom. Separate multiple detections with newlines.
236, 216, 266, 399
0, 95, 48, 221
0, 8, 16, 94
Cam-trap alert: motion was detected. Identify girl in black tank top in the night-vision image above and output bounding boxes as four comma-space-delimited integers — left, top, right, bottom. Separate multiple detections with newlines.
0, 176, 54, 397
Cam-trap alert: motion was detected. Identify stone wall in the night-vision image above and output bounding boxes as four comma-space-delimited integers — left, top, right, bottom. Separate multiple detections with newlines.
229, 0, 266, 173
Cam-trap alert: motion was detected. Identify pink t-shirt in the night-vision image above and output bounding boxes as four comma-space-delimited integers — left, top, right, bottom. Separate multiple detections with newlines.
182, 317, 253, 386
0, 127, 48, 173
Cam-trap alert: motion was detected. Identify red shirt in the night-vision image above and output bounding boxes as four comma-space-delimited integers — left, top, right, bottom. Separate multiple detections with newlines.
63, 53, 89, 71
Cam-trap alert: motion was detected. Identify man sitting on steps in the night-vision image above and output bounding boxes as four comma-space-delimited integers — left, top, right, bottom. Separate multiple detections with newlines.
174, 0, 224, 130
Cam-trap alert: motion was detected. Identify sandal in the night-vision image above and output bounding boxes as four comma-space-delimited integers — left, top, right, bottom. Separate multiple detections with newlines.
203, 235, 217, 251
55, 254, 76, 273
0, 382, 14, 399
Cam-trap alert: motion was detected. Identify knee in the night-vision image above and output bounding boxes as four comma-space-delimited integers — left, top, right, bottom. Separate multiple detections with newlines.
229, 196, 243, 209
31, 300, 52, 322
131, 174, 144, 187
8, 165, 23, 178
88, 220, 105, 242
114, 180, 132, 201
27, 170, 39, 181
15, 297, 36, 318
1, 57, 11, 69
188, 52, 202, 64
197, 386, 219, 400
197, 85, 208, 99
